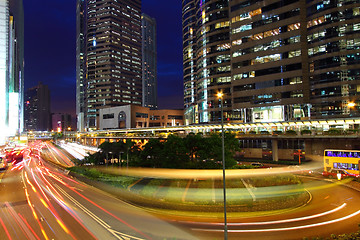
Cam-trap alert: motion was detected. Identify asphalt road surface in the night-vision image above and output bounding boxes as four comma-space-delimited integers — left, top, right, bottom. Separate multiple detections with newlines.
2, 143, 360, 240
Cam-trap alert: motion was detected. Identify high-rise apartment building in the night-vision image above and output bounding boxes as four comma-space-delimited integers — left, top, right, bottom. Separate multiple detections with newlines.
183, 0, 360, 124
0, 0, 24, 143
24, 82, 51, 131
142, 13, 158, 110
76, 0, 142, 131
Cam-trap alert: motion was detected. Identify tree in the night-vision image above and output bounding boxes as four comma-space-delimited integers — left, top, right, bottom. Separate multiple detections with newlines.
162, 134, 189, 168
140, 138, 164, 167
184, 132, 204, 163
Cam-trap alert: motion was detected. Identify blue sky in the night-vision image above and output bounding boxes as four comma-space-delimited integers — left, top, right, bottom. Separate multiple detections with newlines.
24, 0, 183, 115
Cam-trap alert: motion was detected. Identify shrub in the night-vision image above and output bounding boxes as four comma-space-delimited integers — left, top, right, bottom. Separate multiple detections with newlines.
273, 130, 283, 135
301, 129, 312, 135
286, 129, 297, 135
327, 128, 342, 135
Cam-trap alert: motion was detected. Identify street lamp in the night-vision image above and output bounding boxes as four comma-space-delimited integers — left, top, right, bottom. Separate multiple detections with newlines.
217, 91, 228, 240
348, 102, 355, 108
348, 102, 356, 117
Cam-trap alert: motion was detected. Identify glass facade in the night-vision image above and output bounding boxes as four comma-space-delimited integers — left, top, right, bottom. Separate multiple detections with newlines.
0, 0, 24, 144
307, 0, 360, 118
79, 0, 142, 130
0, 0, 9, 141
182, 0, 360, 124
142, 13, 158, 110
183, 0, 232, 124
76, 0, 86, 131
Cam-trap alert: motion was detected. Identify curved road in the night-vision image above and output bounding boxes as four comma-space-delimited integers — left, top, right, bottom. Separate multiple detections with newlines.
0, 143, 197, 240
2, 142, 360, 240
172, 177, 360, 239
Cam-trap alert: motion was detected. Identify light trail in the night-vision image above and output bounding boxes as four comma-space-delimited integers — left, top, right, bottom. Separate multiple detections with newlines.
50, 172, 152, 240
193, 208, 360, 233
183, 203, 346, 226
5, 202, 37, 240
0, 216, 12, 240
24, 157, 88, 240
18, 213, 41, 240
92, 163, 321, 180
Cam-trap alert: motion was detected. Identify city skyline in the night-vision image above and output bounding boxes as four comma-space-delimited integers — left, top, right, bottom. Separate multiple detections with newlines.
23, 0, 183, 117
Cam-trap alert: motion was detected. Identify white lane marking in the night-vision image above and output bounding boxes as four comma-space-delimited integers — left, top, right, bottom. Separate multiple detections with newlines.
54, 184, 144, 240
241, 178, 256, 201
109, 229, 145, 240
55, 185, 111, 229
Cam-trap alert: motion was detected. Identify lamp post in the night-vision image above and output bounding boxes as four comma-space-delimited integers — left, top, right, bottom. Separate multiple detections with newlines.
217, 91, 228, 240
348, 102, 355, 117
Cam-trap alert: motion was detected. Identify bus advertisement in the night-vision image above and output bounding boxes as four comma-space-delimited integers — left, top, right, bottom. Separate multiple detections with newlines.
323, 149, 360, 176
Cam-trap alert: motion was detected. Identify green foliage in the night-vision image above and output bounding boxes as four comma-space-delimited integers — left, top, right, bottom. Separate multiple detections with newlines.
285, 129, 297, 135
346, 129, 358, 134
301, 129, 312, 135
326, 128, 342, 135
273, 130, 283, 135
138, 132, 239, 169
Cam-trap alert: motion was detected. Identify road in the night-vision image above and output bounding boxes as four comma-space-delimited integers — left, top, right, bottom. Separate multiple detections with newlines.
171, 177, 360, 239
2, 142, 360, 240
0, 142, 197, 240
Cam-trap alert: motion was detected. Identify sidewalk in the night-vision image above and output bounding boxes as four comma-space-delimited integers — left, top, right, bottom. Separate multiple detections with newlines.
343, 180, 360, 192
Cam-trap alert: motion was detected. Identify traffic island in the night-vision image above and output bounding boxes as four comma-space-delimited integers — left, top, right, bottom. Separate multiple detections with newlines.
68, 166, 311, 217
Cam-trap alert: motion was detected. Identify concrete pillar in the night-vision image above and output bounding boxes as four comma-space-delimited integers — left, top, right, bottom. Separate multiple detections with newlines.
272, 138, 279, 162
304, 139, 313, 160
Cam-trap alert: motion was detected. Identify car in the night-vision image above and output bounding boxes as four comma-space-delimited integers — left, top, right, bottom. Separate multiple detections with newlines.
322, 168, 358, 179
251, 162, 265, 168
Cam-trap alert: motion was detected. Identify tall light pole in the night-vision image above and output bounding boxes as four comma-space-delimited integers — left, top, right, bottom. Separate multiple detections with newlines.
217, 91, 228, 239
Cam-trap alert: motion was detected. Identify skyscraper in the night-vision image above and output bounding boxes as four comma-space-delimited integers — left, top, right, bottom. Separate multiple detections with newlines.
76, 0, 87, 132
24, 82, 51, 131
182, 0, 360, 124
230, 0, 360, 122
0, 0, 24, 143
182, 0, 232, 125
77, 0, 142, 131
142, 13, 158, 110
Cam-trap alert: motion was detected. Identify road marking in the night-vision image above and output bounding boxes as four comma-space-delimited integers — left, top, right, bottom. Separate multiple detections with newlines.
55, 185, 111, 229
182, 179, 192, 202
241, 178, 256, 201
55, 184, 144, 240
127, 178, 143, 191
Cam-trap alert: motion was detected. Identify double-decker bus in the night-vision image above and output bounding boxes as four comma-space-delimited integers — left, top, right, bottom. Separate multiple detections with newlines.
324, 149, 360, 175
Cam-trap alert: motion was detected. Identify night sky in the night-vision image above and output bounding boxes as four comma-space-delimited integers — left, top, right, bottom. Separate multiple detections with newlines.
23, 0, 184, 117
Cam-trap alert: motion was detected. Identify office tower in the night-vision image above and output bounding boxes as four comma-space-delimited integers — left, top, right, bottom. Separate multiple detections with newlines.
76, 0, 142, 131
182, 0, 232, 125
24, 82, 51, 131
142, 13, 158, 110
52, 113, 72, 132
76, 0, 87, 132
0, 0, 24, 143
183, 0, 360, 124
230, 0, 360, 122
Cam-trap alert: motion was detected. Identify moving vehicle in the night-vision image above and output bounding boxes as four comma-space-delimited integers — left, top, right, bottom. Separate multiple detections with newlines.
323, 149, 360, 177
322, 168, 358, 179
0, 156, 7, 169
